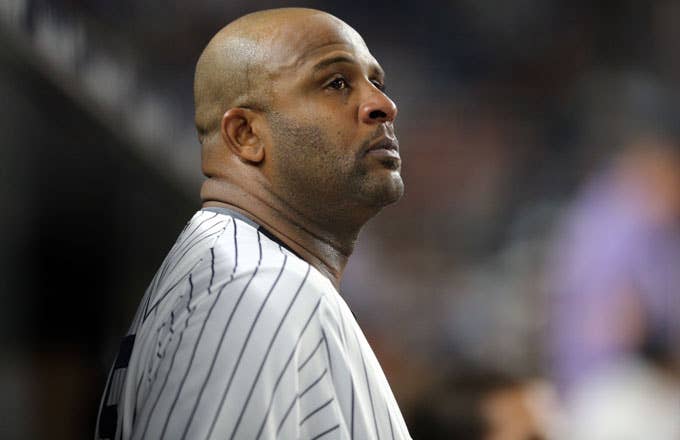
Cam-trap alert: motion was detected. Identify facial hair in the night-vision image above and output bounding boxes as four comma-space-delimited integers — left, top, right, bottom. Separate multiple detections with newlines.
265, 111, 404, 220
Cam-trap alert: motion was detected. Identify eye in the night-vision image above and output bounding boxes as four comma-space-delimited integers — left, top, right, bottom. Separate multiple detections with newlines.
372, 80, 387, 93
327, 76, 349, 90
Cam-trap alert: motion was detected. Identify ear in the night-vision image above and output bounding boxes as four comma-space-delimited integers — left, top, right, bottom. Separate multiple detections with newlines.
220, 108, 265, 163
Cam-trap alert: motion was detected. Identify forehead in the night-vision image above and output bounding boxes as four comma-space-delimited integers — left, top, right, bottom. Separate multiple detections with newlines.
265, 14, 379, 73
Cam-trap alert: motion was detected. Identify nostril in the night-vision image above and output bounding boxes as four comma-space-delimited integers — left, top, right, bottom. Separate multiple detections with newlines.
369, 110, 387, 119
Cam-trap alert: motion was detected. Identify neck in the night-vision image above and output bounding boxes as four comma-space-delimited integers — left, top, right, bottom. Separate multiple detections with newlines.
201, 177, 361, 289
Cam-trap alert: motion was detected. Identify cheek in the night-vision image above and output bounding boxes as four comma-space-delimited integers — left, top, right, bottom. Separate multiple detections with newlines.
268, 106, 360, 173
305, 99, 357, 132
309, 118, 356, 156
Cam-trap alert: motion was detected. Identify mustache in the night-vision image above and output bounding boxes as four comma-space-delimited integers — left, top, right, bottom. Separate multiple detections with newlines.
358, 126, 398, 152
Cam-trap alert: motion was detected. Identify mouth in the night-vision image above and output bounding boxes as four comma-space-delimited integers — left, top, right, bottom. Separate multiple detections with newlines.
364, 137, 400, 155
363, 137, 401, 169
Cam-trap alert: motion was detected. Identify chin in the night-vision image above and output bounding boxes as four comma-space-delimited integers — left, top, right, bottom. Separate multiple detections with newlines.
362, 172, 404, 208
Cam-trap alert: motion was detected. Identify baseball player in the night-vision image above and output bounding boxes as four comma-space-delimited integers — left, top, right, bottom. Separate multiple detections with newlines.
96, 8, 410, 439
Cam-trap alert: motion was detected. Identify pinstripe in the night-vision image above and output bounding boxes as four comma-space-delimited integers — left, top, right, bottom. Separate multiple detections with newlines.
206, 253, 289, 439
159, 223, 237, 438
165, 213, 218, 265
298, 337, 325, 372
231, 218, 239, 279
137, 324, 176, 419
207, 247, 215, 294
229, 264, 310, 439
138, 275, 195, 439
182, 230, 263, 439
320, 329, 334, 378
155, 213, 218, 288
139, 282, 158, 329
143, 213, 221, 318
135, 215, 221, 333
173, 276, 238, 439
96, 210, 412, 440
144, 259, 202, 320
300, 397, 334, 425
350, 378, 355, 440
162, 223, 223, 280
334, 296, 348, 347
276, 392, 298, 435
133, 372, 143, 425
300, 369, 328, 398
310, 424, 340, 440
174, 213, 217, 249
254, 291, 321, 440
356, 329, 380, 439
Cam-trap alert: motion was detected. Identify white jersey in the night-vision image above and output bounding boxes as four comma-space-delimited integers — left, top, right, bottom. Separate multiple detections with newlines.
96, 208, 411, 440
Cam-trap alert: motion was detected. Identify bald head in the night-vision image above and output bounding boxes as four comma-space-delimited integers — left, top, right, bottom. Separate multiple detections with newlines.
193, 8, 360, 144
198, 7, 403, 253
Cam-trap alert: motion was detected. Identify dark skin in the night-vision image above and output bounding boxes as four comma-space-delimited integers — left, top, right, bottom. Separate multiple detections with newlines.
195, 8, 403, 288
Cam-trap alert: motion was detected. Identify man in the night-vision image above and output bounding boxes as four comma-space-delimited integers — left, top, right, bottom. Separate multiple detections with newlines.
96, 7, 411, 440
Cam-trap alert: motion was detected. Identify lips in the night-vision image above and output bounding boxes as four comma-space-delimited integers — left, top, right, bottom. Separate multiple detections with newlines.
364, 137, 400, 155
362, 137, 401, 169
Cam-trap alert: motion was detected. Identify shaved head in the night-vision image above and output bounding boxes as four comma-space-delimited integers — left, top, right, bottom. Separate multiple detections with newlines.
197, 7, 402, 242
193, 8, 360, 144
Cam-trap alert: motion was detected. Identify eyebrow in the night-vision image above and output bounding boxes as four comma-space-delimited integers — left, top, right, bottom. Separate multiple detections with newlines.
312, 55, 385, 78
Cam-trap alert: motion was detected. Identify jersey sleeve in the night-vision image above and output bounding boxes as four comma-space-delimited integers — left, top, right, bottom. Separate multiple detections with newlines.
287, 292, 386, 440
286, 293, 350, 440
236, 277, 351, 440
298, 291, 413, 440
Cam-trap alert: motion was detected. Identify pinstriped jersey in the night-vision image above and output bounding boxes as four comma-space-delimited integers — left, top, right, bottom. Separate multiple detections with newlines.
96, 208, 411, 439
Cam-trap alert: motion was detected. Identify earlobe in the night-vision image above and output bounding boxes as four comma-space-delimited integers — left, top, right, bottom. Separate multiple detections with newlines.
221, 108, 265, 163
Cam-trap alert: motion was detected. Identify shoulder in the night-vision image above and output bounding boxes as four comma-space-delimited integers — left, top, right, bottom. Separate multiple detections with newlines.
211, 240, 333, 335
158, 210, 235, 286
136, 208, 339, 355
160, 215, 336, 341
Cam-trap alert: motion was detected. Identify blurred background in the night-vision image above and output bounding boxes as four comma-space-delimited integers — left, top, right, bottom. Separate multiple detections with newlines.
2, 0, 680, 438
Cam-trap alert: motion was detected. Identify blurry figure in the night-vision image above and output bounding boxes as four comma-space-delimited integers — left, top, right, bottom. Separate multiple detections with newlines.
564, 355, 680, 440
409, 370, 555, 440
546, 136, 680, 430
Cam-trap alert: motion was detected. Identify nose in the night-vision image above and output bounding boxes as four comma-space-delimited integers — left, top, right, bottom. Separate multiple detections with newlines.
358, 87, 398, 125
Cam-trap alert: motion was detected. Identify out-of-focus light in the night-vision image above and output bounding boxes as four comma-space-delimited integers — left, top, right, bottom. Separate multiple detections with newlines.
0, 0, 28, 30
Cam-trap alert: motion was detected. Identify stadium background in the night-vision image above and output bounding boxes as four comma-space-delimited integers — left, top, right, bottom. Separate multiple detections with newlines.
2, 0, 680, 438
